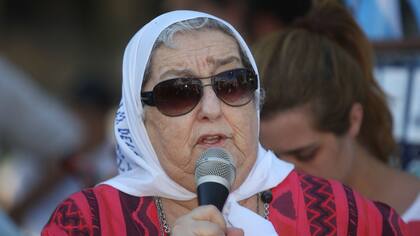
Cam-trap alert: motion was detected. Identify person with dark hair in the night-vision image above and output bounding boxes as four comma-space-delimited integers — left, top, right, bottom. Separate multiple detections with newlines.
43, 10, 410, 236
253, 0, 420, 233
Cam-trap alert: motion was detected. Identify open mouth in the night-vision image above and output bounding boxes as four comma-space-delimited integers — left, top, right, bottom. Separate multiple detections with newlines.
197, 134, 227, 146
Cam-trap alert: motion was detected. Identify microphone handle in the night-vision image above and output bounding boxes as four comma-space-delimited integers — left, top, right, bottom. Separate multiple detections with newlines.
197, 182, 229, 212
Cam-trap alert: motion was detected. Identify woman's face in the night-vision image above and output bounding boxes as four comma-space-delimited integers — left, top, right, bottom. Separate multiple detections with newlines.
143, 29, 258, 192
260, 106, 357, 183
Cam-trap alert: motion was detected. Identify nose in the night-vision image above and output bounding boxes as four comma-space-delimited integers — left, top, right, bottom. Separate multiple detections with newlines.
197, 79, 222, 121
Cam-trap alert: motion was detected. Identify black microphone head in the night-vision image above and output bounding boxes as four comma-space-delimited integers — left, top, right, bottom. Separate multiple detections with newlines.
195, 147, 236, 190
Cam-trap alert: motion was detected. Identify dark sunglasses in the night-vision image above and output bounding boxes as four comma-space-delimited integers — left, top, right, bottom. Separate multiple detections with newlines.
141, 68, 258, 117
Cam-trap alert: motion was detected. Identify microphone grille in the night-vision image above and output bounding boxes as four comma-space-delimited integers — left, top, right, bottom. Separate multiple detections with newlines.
195, 147, 236, 189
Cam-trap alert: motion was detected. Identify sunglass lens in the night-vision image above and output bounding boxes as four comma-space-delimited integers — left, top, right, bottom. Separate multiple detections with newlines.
154, 78, 202, 116
214, 69, 257, 106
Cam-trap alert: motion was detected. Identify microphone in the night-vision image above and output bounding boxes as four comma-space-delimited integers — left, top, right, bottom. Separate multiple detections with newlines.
195, 147, 236, 211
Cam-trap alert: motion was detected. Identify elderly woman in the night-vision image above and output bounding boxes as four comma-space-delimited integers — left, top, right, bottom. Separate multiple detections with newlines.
42, 10, 409, 236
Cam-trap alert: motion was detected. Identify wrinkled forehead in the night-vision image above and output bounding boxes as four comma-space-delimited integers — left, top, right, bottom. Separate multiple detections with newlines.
144, 16, 241, 85
146, 29, 243, 83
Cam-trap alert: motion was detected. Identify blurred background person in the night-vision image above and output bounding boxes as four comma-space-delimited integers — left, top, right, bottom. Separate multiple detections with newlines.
63, 73, 119, 187
12, 73, 118, 236
0, 56, 83, 235
0, 61, 118, 236
253, 0, 420, 232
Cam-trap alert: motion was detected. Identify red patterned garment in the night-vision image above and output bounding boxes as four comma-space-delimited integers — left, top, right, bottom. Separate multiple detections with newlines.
407, 222, 420, 236
42, 170, 411, 236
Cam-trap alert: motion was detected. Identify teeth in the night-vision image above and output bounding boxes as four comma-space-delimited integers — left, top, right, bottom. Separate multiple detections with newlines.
202, 136, 221, 144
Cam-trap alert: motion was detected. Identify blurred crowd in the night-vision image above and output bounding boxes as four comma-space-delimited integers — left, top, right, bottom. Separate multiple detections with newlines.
1, 0, 420, 235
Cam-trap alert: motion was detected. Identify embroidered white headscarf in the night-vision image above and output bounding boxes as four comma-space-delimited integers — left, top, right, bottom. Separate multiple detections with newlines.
103, 10, 294, 235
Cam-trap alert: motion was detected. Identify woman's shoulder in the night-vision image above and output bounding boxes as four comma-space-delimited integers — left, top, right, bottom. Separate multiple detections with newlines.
271, 169, 354, 198
272, 170, 404, 218
269, 170, 409, 235
41, 187, 104, 236
47, 184, 122, 216
42, 185, 160, 236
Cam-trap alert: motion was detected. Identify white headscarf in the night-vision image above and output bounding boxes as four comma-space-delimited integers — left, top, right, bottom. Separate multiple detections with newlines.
103, 10, 294, 235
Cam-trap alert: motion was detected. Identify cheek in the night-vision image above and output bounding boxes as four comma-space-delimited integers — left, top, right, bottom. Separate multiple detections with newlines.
230, 107, 259, 176
231, 107, 258, 151
144, 111, 194, 168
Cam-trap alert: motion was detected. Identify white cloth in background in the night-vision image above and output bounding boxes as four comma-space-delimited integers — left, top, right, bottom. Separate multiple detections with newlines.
402, 193, 420, 223
103, 10, 294, 235
0, 56, 82, 158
